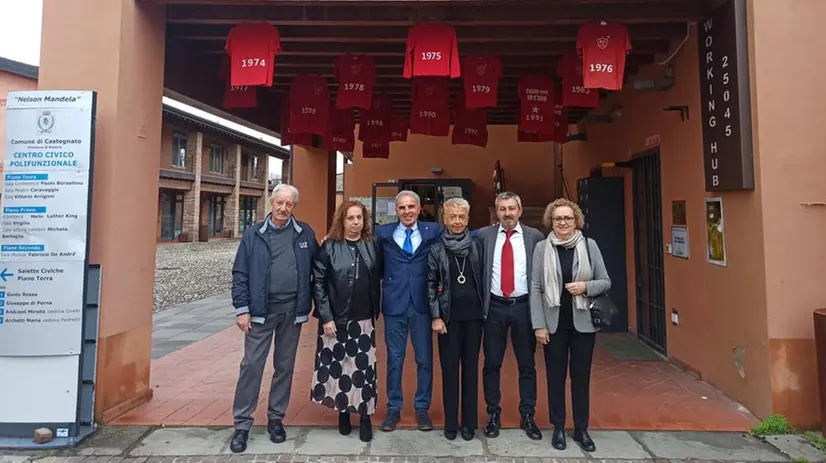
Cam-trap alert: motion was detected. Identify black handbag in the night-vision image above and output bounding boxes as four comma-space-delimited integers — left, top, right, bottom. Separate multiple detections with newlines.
584, 237, 619, 328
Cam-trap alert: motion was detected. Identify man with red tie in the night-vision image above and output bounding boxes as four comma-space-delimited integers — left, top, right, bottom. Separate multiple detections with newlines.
477, 191, 545, 441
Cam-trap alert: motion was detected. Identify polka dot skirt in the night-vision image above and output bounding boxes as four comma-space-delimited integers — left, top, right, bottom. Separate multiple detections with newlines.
311, 318, 377, 415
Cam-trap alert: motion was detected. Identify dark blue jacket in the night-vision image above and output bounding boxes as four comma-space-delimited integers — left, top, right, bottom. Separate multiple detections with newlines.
375, 221, 442, 316
231, 214, 319, 324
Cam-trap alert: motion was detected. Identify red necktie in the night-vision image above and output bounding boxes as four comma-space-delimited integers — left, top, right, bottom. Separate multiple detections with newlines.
500, 229, 515, 297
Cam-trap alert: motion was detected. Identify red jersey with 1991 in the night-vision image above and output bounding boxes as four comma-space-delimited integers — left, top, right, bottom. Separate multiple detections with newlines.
576, 21, 631, 91
289, 75, 330, 135
224, 23, 281, 87
518, 74, 555, 134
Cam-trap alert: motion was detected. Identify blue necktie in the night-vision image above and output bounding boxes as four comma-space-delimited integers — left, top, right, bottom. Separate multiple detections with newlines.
403, 228, 414, 256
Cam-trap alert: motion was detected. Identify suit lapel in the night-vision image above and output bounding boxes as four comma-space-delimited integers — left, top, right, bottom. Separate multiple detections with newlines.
412, 222, 431, 258
485, 225, 496, 281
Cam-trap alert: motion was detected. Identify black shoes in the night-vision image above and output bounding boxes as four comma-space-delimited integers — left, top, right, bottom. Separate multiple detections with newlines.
359, 415, 373, 442
380, 411, 401, 432
551, 428, 567, 450
460, 426, 474, 441
229, 429, 248, 453
444, 429, 458, 440
483, 412, 501, 438
268, 419, 287, 443
339, 411, 352, 435
520, 413, 542, 440
416, 410, 433, 431
573, 429, 596, 452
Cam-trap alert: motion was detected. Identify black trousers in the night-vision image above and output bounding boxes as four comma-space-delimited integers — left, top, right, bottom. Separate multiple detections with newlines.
482, 298, 537, 415
437, 318, 483, 432
544, 328, 596, 430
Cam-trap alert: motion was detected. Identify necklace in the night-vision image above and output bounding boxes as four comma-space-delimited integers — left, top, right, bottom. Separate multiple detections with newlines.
454, 256, 467, 285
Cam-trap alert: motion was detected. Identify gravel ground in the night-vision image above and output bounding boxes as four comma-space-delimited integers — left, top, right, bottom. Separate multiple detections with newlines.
154, 239, 241, 311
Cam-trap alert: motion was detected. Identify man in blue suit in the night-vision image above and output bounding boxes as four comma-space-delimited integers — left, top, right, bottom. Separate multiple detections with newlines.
375, 190, 442, 432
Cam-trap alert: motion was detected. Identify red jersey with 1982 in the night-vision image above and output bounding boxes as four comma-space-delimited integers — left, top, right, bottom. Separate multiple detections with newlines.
403, 23, 461, 79
576, 21, 631, 91
518, 74, 555, 134
334, 54, 376, 109
289, 75, 330, 135
461, 54, 502, 108
224, 23, 281, 87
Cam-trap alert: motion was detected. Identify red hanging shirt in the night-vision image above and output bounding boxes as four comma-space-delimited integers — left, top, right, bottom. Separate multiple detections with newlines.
410, 77, 450, 136
358, 93, 392, 143
403, 23, 461, 79
518, 74, 555, 134
224, 23, 281, 87
280, 94, 313, 146
218, 56, 258, 108
556, 52, 600, 109
576, 21, 631, 91
550, 87, 569, 143
362, 141, 390, 159
452, 92, 488, 147
289, 75, 330, 136
334, 53, 376, 110
517, 129, 553, 143
322, 107, 355, 152
390, 117, 409, 142
461, 54, 502, 109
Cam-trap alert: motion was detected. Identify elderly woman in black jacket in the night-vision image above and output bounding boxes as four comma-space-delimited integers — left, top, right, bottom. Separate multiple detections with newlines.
426, 197, 484, 441
311, 200, 383, 442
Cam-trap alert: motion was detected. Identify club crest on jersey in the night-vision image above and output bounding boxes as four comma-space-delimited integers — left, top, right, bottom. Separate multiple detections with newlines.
425, 86, 435, 96
313, 85, 324, 95
575, 65, 583, 75
350, 64, 362, 75
373, 99, 381, 108
596, 36, 610, 50
476, 64, 487, 76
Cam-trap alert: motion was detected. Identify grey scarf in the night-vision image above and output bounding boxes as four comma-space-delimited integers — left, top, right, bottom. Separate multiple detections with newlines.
442, 230, 473, 257
543, 229, 592, 311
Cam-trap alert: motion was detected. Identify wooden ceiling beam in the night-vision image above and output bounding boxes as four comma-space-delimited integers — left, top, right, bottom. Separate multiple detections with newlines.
166, 1, 706, 25
168, 23, 689, 42
257, 54, 655, 68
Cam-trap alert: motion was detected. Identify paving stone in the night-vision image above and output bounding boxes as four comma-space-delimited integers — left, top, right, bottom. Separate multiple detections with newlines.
128, 427, 228, 456
151, 329, 189, 339
764, 434, 826, 462
296, 428, 368, 455
582, 431, 652, 460
76, 425, 152, 456
631, 431, 788, 461
483, 430, 586, 458
368, 429, 484, 456
167, 331, 214, 342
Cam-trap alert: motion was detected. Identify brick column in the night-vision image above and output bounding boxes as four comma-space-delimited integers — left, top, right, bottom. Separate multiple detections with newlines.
260, 154, 271, 219
224, 144, 241, 237
182, 131, 203, 241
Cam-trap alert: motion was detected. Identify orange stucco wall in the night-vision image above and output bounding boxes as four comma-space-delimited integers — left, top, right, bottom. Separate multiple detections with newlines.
0, 70, 38, 176
344, 126, 556, 227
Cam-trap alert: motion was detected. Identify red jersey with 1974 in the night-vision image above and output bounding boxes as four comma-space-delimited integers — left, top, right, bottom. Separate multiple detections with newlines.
224, 23, 281, 87
576, 21, 631, 91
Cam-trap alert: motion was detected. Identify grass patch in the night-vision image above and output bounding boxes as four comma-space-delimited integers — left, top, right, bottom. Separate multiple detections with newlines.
751, 414, 796, 436
803, 431, 826, 452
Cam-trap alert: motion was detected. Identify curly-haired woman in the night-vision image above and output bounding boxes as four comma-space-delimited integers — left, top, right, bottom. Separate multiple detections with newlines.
530, 198, 611, 452
310, 200, 383, 442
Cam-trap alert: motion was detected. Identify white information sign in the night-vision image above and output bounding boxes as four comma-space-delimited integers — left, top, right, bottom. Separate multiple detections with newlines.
671, 226, 690, 259
0, 90, 94, 357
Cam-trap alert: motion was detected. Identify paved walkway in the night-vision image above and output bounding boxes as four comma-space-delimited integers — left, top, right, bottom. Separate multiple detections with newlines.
4, 425, 825, 462
114, 296, 758, 431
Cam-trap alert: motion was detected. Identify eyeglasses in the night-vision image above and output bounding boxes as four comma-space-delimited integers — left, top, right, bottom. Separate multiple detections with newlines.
552, 216, 575, 224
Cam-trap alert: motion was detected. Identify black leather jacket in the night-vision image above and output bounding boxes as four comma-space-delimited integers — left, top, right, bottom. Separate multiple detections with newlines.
426, 236, 484, 324
312, 238, 383, 325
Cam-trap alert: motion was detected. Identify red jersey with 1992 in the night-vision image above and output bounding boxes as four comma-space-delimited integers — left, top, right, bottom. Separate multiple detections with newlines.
461, 54, 502, 108
576, 21, 631, 91
224, 23, 281, 87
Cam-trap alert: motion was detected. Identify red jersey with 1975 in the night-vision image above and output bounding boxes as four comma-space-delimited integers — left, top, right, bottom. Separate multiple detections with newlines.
403, 23, 461, 79
224, 23, 281, 87
576, 21, 631, 91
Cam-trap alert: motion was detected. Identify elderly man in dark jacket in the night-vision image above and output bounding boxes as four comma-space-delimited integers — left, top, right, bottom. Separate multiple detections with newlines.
229, 183, 319, 454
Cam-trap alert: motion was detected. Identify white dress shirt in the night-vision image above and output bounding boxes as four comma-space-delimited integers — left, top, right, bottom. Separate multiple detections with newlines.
393, 221, 421, 253
490, 222, 528, 297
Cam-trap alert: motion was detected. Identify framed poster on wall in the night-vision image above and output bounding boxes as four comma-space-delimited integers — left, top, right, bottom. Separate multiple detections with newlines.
704, 197, 727, 266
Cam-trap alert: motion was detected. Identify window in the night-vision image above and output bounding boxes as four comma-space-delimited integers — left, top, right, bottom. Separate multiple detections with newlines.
241, 152, 260, 181
171, 133, 187, 168
252, 156, 259, 179
209, 144, 226, 174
